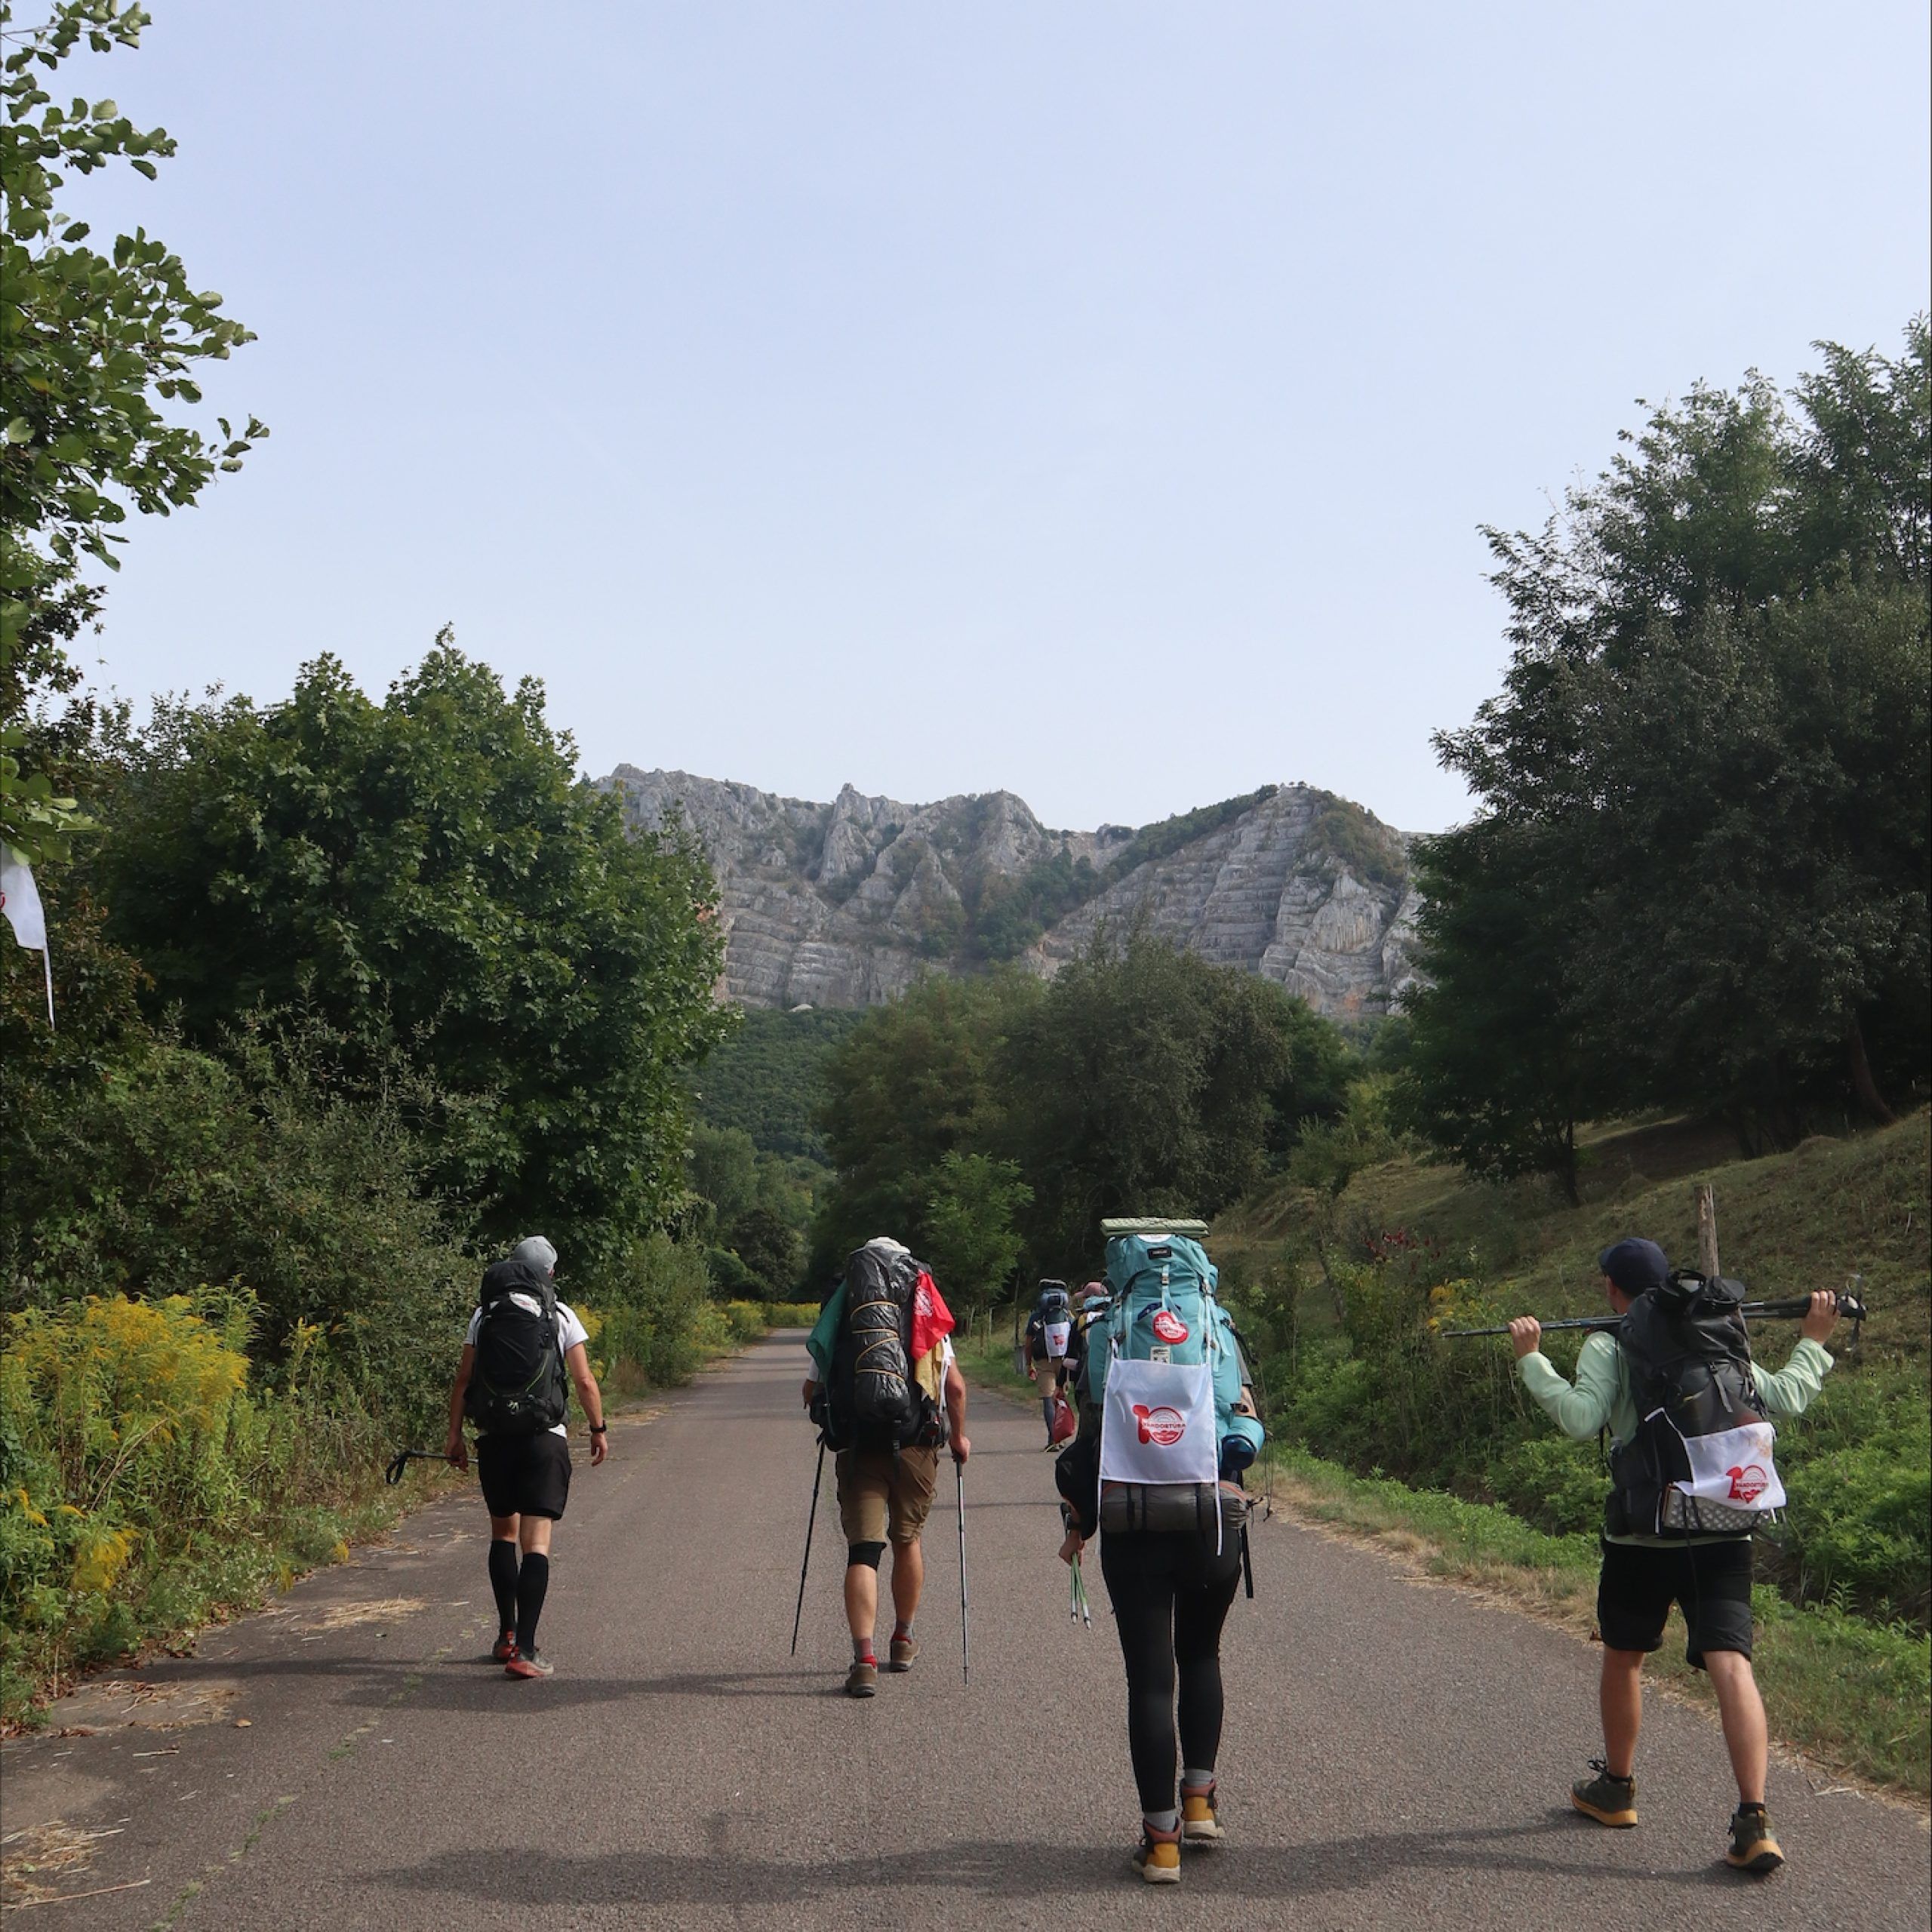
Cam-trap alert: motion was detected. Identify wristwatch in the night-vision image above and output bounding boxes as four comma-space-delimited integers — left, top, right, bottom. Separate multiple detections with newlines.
589, 1423, 608, 1435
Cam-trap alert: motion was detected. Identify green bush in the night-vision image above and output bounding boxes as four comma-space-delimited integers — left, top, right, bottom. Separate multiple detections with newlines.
1767, 1375, 1931, 1623
2, 1014, 476, 1444
0, 1290, 393, 1724
1491, 1433, 1607, 1537
583, 1232, 717, 1394
763, 1301, 821, 1327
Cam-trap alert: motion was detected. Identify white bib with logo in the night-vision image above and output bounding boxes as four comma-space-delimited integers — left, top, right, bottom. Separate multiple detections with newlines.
1043, 1319, 1072, 1358
1100, 1355, 1218, 1489
1664, 1415, 1785, 1523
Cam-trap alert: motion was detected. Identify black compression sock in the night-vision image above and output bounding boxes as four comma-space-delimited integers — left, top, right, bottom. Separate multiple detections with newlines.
514, 1552, 550, 1654
488, 1539, 518, 1635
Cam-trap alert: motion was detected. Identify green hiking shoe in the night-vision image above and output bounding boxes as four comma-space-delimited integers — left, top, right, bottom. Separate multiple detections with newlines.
1571, 1758, 1638, 1827
1724, 1804, 1783, 1875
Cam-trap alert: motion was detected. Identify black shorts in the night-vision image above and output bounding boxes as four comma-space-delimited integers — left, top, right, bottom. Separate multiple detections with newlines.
1598, 1536, 1755, 1668
478, 1432, 573, 1521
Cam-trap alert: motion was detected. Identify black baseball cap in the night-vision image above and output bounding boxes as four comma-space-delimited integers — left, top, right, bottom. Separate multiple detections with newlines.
1597, 1237, 1668, 1294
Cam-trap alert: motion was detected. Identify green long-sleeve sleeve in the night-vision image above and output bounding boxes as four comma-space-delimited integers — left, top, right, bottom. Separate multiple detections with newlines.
1518, 1333, 1835, 1449
1518, 1331, 1626, 1442
1518, 1329, 1835, 1546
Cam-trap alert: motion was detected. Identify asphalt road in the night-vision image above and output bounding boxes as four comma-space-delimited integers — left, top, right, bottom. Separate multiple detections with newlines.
3, 1332, 1926, 1930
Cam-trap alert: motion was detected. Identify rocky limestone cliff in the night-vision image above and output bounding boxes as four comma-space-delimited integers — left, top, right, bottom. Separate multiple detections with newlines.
597, 765, 1422, 1020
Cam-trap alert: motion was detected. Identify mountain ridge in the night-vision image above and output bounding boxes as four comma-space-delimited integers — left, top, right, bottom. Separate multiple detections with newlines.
596, 765, 1423, 1019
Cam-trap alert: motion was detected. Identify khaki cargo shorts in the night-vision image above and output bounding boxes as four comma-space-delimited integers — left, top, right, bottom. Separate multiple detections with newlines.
836, 1444, 940, 1547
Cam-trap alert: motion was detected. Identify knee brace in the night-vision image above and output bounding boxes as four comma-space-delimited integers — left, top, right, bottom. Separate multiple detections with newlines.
847, 1540, 886, 1571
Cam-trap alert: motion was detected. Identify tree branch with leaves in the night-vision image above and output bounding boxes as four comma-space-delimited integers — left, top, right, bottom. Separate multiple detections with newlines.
2, 0, 264, 860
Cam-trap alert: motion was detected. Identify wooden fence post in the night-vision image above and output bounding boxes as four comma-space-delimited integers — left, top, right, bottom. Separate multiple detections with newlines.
1694, 1183, 1721, 1278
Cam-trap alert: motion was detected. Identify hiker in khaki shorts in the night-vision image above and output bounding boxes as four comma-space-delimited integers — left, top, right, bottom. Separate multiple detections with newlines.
802, 1237, 969, 1697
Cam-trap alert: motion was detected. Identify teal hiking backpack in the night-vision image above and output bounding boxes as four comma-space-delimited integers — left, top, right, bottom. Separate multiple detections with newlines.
1089, 1223, 1264, 1479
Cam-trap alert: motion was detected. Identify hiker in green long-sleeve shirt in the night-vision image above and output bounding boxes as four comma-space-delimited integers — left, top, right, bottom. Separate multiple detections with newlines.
1509, 1235, 1840, 1878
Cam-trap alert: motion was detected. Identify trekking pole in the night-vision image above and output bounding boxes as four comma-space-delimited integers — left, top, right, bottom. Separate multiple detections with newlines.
955, 1458, 971, 1684
1070, 1554, 1093, 1629
789, 1439, 826, 1658
1440, 1291, 1868, 1339
384, 1448, 456, 1485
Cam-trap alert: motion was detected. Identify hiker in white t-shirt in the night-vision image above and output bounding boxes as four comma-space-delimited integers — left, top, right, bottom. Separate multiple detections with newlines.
445, 1235, 607, 1679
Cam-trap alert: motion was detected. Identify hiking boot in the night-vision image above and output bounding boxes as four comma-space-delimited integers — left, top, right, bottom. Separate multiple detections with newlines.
844, 1657, 878, 1699
1724, 1804, 1783, 1875
1571, 1758, 1638, 1826
887, 1633, 918, 1672
1181, 1783, 1224, 1845
1131, 1824, 1182, 1884
491, 1632, 516, 1664
504, 1647, 554, 1680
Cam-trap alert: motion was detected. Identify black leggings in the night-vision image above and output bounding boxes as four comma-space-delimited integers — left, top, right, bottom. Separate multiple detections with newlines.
1100, 1526, 1243, 1814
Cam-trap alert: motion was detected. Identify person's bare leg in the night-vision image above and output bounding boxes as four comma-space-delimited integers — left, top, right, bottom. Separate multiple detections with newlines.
1703, 1651, 1769, 1804
844, 1561, 878, 1644
1599, 1648, 1644, 1778
889, 1537, 924, 1629
518, 1515, 552, 1558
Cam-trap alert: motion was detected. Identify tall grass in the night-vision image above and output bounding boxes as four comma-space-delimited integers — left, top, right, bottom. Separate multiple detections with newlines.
0, 1290, 402, 1721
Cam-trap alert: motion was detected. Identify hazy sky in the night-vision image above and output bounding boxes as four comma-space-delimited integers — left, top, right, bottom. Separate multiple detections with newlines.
51, 1, 1931, 832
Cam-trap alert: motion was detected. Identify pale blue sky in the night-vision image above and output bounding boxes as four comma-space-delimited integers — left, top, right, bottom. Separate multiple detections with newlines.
54, 0, 1932, 832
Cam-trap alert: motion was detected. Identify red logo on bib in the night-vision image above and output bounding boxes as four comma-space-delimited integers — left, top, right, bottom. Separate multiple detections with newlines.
1131, 1403, 1186, 1447
1151, 1310, 1189, 1345
1727, 1464, 1769, 1503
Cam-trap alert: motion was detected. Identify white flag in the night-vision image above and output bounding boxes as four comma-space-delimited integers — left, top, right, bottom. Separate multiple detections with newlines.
0, 844, 55, 1026
1, 845, 47, 952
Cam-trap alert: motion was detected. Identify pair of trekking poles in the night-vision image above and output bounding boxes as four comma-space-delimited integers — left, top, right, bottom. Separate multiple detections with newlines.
789, 1440, 973, 1684
1440, 1288, 1869, 1340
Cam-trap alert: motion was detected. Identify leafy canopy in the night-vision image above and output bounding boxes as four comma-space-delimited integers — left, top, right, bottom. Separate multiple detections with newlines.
100, 642, 731, 1256
1407, 319, 1930, 1166
810, 935, 1354, 1286
2, 1, 265, 860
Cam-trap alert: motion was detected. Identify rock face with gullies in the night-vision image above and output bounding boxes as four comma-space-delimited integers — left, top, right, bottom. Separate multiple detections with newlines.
597, 765, 1421, 1019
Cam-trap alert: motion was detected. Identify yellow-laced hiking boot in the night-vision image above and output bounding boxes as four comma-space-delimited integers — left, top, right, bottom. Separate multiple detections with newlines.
1131, 1824, 1182, 1885
1181, 1784, 1223, 1845
1571, 1759, 1638, 1827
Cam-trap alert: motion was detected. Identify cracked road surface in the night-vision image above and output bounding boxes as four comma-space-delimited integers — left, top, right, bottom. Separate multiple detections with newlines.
3, 1333, 1926, 1929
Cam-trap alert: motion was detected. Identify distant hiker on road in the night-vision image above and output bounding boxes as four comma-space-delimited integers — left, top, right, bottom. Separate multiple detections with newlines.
1026, 1278, 1080, 1448
802, 1237, 969, 1698
445, 1235, 608, 1680
1056, 1223, 1264, 1884
1509, 1236, 1839, 1875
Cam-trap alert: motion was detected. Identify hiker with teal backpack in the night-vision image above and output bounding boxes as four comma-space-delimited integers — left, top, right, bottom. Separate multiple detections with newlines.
444, 1236, 608, 1680
1054, 1222, 1264, 1884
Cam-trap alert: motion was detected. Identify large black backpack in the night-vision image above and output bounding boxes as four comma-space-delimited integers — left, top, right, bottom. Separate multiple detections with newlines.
823, 1241, 945, 1453
465, 1259, 569, 1436
1607, 1270, 1771, 1537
